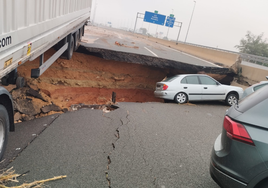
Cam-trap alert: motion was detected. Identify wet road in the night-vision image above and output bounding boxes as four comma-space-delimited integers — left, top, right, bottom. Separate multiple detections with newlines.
81, 26, 221, 68
4, 102, 228, 187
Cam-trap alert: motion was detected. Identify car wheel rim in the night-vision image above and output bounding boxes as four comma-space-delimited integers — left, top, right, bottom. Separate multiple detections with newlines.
228, 95, 237, 105
0, 120, 4, 153
177, 93, 186, 103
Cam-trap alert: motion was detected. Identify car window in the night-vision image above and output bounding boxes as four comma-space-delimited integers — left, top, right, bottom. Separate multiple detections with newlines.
199, 76, 217, 85
185, 76, 199, 84
253, 83, 268, 91
181, 77, 187, 84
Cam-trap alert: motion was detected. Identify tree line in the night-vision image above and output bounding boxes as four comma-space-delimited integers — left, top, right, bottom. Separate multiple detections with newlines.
236, 31, 268, 57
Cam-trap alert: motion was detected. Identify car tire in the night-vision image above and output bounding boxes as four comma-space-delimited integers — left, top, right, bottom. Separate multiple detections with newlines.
174, 92, 188, 104
0, 105, 9, 160
226, 93, 238, 106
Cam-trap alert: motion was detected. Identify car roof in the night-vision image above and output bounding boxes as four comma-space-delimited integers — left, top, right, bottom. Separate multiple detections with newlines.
178, 74, 209, 77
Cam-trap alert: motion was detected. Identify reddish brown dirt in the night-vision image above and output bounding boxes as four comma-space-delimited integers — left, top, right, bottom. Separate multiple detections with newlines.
17, 49, 166, 109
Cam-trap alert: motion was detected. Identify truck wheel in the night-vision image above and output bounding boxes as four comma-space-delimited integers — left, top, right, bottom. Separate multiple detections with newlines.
74, 30, 80, 51
7, 69, 17, 85
1, 77, 8, 86
79, 28, 83, 41
16, 77, 25, 88
0, 105, 9, 160
66, 35, 74, 60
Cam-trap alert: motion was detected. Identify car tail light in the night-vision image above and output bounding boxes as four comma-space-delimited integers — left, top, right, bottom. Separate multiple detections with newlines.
162, 84, 168, 90
223, 116, 254, 146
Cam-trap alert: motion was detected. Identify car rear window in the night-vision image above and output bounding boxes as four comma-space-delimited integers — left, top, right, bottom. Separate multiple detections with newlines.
163, 75, 180, 82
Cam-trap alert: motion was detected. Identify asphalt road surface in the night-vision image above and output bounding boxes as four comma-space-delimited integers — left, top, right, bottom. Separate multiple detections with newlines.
81, 26, 220, 68
5, 102, 229, 188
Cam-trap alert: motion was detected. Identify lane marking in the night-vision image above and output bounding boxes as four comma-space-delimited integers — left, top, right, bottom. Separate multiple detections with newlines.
144, 47, 158, 57
115, 33, 123, 39
161, 45, 222, 68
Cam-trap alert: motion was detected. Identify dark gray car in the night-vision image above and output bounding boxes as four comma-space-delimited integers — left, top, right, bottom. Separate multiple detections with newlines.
210, 85, 268, 188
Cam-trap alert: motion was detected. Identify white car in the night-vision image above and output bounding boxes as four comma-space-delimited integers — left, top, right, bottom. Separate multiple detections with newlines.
154, 74, 244, 106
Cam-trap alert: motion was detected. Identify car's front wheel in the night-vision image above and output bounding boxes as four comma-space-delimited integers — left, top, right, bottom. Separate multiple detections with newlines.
174, 92, 188, 104
226, 93, 238, 106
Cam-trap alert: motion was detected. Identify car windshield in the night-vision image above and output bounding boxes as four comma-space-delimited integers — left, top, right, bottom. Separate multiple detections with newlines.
163, 75, 180, 82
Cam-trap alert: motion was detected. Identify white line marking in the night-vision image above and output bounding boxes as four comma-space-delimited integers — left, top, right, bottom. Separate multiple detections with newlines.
161, 45, 222, 68
144, 47, 158, 57
116, 33, 123, 39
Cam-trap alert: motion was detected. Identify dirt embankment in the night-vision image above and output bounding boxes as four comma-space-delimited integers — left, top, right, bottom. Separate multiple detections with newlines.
17, 48, 166, 110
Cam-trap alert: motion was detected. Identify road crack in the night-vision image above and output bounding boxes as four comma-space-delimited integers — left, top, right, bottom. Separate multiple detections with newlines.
104, 110, 130, 188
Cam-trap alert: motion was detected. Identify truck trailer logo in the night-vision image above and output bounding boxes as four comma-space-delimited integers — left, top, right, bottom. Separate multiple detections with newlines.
0, 36, 12, 48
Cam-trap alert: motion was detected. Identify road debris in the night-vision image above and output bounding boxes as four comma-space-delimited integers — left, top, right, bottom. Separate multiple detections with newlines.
114, 41, 139, 49
9, 86, 64, 123
0, 167, 66, 188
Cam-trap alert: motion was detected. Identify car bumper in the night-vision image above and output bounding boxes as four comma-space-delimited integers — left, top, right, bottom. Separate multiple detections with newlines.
154, 91, 173, 100
210, 160, 247, 188
210, 133, 248, 188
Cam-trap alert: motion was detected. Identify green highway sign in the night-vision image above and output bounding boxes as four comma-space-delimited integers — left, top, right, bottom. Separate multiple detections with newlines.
154, 10, 158, 14
170, 14, 174, 17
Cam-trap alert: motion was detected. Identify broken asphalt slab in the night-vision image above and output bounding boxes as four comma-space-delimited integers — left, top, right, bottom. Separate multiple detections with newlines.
78, 47, 235, 84
6, 107, 128, 187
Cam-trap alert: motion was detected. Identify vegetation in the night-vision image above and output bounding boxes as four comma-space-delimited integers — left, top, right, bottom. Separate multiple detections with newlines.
0, 167, 66, 188
235, 31, 268, 57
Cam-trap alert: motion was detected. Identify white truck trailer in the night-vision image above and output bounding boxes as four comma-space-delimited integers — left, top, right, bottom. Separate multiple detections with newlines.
0, 0, 92, 159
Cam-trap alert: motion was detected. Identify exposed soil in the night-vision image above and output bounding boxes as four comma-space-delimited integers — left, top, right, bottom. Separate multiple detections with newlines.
17, 48, 165, 109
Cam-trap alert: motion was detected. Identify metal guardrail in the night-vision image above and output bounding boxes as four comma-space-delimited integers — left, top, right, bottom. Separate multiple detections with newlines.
172, 40, 239, 54
239, 53, 268, 67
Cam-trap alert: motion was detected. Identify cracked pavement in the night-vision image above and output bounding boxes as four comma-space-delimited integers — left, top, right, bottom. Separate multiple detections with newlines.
5, 102, 227, 187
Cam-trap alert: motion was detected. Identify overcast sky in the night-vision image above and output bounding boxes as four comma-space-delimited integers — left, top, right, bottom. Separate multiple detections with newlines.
91, 0, 268, 52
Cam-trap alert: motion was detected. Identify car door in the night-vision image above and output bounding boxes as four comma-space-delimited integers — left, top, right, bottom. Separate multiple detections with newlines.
180, 76, 203, 100
198, 76, 225, 100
